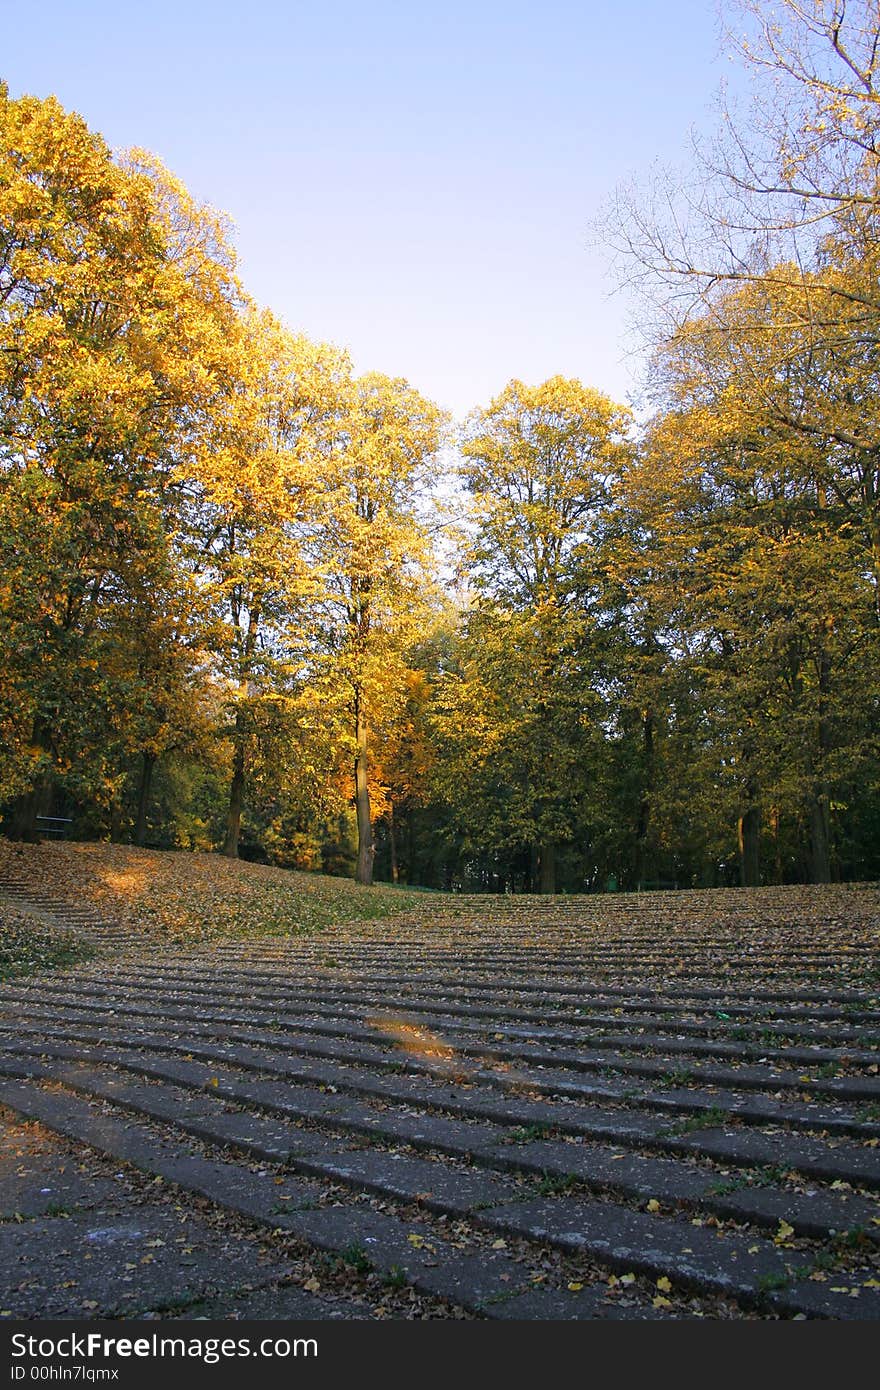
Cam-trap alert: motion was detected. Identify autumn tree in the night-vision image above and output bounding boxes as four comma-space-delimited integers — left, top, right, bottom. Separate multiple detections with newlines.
438, 378, 631, 892
0, 87, 239, 834
307, 373, 446, 885
187, 309, 351, 858
618, 281, 880, 884
599, 2, 880, 884
608, 1, 880, 609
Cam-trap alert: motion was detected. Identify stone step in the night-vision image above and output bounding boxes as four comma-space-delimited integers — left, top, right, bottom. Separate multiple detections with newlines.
70, 973, 880, 1045
8, 1016, 878, 1166
94, 958, 880, 1010
0, 1077, 663, 1320
21, 972, 879, 1055
1, 1067, 875, 1318
5, 1043, 880, 1222
5, 1005, 871, 1138
5, 997, 878, 1118
478, 1196, 879, 1319
482, 1139, 880, 1239
8, 1023, 878, 1184
0, 880, 140, 947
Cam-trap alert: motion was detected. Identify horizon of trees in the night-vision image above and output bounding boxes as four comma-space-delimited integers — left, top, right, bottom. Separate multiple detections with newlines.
2, 2, 879, 892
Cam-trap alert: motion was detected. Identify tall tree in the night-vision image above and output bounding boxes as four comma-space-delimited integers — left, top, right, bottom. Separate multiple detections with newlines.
608, 1, 880, 611
619, 287, 880, 884
188, 310, 349, 858
0, 87, 238, 831
309, 372, 446, 885
449, 377, 631, 891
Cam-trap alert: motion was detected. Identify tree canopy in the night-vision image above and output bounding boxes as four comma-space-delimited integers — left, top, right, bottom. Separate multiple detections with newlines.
2, 33, 879, 889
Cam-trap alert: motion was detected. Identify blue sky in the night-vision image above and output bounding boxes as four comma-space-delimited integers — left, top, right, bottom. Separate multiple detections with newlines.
6, 1, 736, 418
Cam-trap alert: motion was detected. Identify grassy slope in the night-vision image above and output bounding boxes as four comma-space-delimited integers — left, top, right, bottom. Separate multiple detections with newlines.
0, 839, 446, 946
0, 900, 93, 980
1, 839, 878, 965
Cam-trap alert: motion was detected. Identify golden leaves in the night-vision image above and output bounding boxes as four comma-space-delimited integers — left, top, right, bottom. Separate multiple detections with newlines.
774, 1219, 795, 1245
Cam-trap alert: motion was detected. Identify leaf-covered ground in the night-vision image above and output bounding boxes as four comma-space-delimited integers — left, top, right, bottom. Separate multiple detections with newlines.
0, 849, 878, 1318
0, 902, 92, 981
2, 840, 880, 967
0, 840, 442, 947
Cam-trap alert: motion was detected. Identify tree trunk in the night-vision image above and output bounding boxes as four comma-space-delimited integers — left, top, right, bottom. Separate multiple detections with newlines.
738, 803, 760, 887
388, 803, 399, 884
354, 690, 373, 886
223, 603, 260, 861
526, 844, 538, 893
11, 787, 42, 842
223, 711, 246, 858
769, 805, 783, 885
869, 518, 880, 625
538, 841, 556, 894
809, 642, 833, 884
635, 708, 654, 886
408, 813, 417, 887
809, 790, 831, 884
11, 718, 52, 841
134, 752, 156, 847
